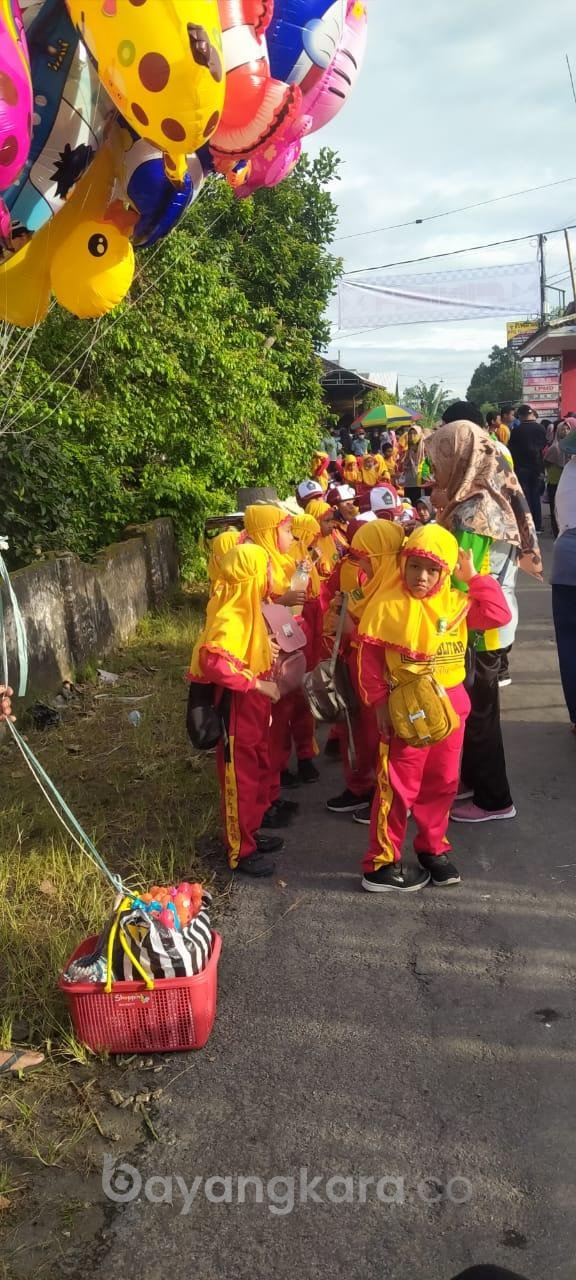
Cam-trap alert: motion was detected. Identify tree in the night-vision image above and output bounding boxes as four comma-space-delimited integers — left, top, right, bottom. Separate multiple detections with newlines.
362, 387, 396, 413
0, 150, 342, 571
402, 381, 454, 429
466, 345, 522, 409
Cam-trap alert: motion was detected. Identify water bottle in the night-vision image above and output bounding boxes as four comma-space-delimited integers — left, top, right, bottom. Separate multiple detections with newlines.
290, 561, 310, 614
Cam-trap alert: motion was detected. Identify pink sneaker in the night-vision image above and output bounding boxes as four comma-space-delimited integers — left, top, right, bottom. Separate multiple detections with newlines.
450, 800, 517, 823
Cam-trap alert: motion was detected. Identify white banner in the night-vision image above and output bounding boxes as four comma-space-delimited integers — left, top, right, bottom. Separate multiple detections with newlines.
338, 262, 540, 328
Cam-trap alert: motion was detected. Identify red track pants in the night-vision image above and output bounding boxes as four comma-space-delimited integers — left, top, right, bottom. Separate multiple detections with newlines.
336, 648, 379, 796
268, 692, 317, 802
216, 689, 273, 868
363, 684, 470, 872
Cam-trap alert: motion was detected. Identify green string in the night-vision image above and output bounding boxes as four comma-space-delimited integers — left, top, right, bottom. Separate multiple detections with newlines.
0, 539, 131, 898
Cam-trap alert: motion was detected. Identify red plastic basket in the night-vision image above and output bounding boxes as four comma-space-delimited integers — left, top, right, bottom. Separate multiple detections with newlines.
58, 931, 222, 1054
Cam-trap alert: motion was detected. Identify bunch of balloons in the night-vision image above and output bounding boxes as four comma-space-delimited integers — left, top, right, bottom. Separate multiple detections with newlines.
0, 0, 367, 326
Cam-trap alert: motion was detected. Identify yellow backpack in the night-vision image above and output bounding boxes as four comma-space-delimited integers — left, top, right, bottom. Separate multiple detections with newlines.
387, 668, 460, 748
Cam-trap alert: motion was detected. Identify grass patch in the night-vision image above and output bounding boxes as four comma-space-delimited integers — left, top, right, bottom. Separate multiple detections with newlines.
0, 588, 222, 1050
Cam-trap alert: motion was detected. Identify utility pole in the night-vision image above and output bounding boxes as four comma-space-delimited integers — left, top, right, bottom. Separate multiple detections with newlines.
538, 233, 547, 326
565, 228, 576, 304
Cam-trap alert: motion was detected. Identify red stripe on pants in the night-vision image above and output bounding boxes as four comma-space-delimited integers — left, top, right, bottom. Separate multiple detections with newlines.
363, 684, 470, 873
216, 689, 273, 868
337, 648, 378, 796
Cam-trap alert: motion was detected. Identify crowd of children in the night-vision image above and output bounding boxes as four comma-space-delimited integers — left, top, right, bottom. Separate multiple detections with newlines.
188, 418, 542, 894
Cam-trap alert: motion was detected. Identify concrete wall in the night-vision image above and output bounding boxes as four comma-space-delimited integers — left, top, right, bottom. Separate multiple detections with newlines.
3, 519, 179, 689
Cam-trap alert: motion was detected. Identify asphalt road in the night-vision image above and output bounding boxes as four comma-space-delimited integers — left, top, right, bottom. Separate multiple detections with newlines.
88, 541, 576, 1280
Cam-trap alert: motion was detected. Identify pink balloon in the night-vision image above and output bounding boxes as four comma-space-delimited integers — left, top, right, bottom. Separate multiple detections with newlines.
301, 0, 368, 135
0, 0, 32, 193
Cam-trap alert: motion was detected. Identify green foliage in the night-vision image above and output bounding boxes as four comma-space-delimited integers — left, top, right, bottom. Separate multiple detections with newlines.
0, 151, 342, 572
363, 387, 396, 412
402, 380, 454, 429
466, 345, 522, 408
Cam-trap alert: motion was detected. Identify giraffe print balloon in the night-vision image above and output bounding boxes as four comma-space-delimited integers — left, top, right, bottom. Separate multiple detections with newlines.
64, 0, 225, 181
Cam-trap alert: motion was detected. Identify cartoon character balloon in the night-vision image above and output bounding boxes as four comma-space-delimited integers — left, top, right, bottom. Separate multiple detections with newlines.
64, 0, 225, 180
209, 0, 302, 173
0, 0, 33, 192
4, 0, 111, 238
0, 0, 368, 325
0, 124, 136, 324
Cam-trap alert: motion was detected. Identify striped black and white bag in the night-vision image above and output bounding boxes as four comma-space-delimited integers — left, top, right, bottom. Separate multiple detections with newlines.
112, 892, 213, 982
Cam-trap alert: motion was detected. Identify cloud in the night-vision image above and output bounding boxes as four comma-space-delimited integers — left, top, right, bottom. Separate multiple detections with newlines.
304, 0, 576, 392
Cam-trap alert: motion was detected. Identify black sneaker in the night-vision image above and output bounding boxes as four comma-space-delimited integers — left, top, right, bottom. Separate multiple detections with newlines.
255, 834, 284, 854
236, 853, 276, 877
273, 797, 299, 816
361, 864, 430, 893
417, 852, 461, 886
298, 759, 320, 783
281, 769, 300, 789
352, 809, 371, 825
324, 737, 341, 760
327, 788, 373, 813
260, 806, 293, 829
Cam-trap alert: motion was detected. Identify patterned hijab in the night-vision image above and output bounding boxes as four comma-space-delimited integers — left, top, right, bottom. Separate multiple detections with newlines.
426, 421, 543, 579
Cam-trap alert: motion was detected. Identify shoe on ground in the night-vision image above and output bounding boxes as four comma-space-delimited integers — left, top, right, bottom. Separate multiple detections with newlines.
417, 852, 461, 886
362, 864, 430, 893
255, 833, 285, 853
455, 785, 474, 802
327, 788, 373, 813
498, 676, 512, 688
450, 800, 516, 823
236, 853, 276, 877
281, 769, 300, 789
298, 758, 320, 783
353, 809, 371, 825
324, 737, 341, 761
273, 797, 299, 816
260, 805, 293, 830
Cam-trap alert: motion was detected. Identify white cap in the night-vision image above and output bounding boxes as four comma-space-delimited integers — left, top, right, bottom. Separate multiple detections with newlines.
296, 479, 324, 500
370, 486, 402, 515
354, 511, 377, 524
329, 483, 356, 501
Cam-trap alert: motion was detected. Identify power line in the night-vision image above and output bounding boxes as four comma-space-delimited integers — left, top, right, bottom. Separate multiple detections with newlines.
566, 54, 576, 109
343, 221, 576, 276
334, 176, 576, 243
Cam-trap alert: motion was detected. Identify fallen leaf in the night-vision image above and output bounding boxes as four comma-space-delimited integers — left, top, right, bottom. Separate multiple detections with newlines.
277, 880, 288, 889
66, 744, 81, 755
108, 1089, 125, 1108
0, 1196, 11, 1212
39, 879, 57, 897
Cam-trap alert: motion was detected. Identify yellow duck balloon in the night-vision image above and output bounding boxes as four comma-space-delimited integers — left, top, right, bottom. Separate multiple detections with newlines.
0, 127, 137, 326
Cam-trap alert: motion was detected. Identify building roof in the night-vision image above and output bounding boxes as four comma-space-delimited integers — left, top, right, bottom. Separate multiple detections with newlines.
519, 316, 576, 358
320, 358, 380, 393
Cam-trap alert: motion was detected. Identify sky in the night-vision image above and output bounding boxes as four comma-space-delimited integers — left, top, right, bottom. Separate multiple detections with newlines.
304, 0, 576, 397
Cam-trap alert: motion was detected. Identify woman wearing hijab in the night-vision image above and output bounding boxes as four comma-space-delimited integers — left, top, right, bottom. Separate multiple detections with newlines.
343, 454, 360, 486
544, 418, 576, 538
399, 425, 427, 505
357, 525, 511, 892
426, 421, 542, 824
268, 513, 323, 789
325, 521, 405, 816
550, 428, 576, 731
189, 544, 283, 877
310, 451, 330, 492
